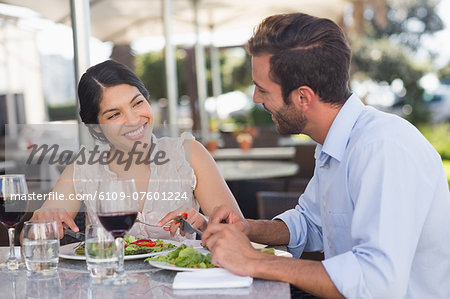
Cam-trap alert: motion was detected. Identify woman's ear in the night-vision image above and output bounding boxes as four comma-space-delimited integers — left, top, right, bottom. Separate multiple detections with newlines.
92, 124, 102, 134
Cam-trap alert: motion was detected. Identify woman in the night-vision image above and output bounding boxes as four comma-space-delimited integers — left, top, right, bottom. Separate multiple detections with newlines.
30, 60, 242, 241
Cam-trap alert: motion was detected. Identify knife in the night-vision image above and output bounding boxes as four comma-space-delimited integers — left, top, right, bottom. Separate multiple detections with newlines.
180, 218, 202, 237
65, 228, 86, 241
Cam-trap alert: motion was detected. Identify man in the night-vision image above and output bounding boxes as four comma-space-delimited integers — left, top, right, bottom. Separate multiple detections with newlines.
202, 13, 450, 299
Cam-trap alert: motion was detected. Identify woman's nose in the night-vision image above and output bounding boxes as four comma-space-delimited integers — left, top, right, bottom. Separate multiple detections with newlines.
124, 110, 140, 124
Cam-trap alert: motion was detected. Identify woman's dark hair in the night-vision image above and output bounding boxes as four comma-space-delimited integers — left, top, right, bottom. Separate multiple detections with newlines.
77, 60, 150, 142
246, 13, 351, 105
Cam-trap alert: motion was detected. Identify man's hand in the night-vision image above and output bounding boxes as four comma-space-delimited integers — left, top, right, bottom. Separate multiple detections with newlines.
207, 204, 250, 235
202, 223, 263, 276
209, 204, 243, 224
31, 208, 78, 239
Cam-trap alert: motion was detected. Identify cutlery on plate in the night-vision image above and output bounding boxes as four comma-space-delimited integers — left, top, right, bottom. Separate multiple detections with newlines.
65, 228, 86, 241
135, 219, 170, 228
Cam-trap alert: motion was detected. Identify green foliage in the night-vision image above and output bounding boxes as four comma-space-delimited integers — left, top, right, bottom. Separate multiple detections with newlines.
47, 103, 77, 121
352, 38, 430, 124
419, 122, 450, 160
135, 47, 251, 102
135, 50, 189, 102
437, 63, 450, 81
249, 104, 273, 127
443, 160, 450, 188
351, 0, 443, 126
229, 53, 252, 91
368, 0, 443, 51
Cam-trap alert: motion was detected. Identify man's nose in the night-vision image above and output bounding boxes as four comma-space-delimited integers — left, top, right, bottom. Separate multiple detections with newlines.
253, 93, 262, 104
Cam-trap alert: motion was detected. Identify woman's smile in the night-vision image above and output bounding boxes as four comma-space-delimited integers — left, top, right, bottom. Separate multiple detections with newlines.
123, 123, 147, 140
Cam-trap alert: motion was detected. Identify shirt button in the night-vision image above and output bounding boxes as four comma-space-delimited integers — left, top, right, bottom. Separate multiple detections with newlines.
328, 241, 332, 247
322, 202, 326, 208
324, 164, 329, 169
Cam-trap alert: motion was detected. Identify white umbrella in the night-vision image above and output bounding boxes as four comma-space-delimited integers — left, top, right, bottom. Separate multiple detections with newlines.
0, 0, 348, 140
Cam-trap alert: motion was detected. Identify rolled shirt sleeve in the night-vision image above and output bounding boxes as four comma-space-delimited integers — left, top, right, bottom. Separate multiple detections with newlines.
274, 175, 324, 258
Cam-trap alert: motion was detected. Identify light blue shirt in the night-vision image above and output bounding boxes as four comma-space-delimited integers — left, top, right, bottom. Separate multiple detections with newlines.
276, 94, 450, 299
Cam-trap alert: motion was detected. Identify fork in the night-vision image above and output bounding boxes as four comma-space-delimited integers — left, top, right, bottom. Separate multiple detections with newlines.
135, 219, 170, 229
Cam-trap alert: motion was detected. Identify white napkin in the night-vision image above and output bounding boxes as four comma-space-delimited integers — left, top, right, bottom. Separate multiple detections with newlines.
173, 268, 253, 289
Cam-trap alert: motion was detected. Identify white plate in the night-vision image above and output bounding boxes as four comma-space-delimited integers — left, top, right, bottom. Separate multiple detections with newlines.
59, 240, 181, 261
147, 247, 292, 271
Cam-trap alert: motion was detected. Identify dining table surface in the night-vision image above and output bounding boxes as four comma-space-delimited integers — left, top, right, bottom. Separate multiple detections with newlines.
211, 147, 295, 160
216, 160, 298, 181
0, 245, 291, 299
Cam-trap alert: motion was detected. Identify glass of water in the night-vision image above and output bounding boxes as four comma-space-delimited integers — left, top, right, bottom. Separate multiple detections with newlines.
22, 220, 59, 274
85, 224, 117, 283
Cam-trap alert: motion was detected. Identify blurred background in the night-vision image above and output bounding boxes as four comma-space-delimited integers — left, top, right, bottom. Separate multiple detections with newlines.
1, 0, 449, 187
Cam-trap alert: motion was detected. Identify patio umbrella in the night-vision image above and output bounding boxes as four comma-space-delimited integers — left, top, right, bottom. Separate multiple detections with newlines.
0, 0, 348, 140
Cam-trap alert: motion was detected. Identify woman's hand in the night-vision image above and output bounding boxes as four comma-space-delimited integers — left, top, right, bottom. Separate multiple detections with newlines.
31, 208, 78, 239
157, 207, 207, 237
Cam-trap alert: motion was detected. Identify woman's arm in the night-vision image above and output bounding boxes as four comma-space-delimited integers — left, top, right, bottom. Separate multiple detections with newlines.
30, 163, 81, 237
157, 140, 242, 235
188, 140, 242, 217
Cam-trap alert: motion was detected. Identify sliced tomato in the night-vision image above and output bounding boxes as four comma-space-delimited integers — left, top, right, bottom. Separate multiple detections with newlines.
130, 239, 156, 247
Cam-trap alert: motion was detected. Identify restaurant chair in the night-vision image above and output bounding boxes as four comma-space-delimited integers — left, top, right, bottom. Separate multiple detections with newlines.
256, 191, 301, 220
256, 191, 324, 262
284, 144, 316, 192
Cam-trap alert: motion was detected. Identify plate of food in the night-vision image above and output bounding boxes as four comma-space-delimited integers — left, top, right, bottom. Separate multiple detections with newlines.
146, 245, 292, 271
59, 236, 180, 261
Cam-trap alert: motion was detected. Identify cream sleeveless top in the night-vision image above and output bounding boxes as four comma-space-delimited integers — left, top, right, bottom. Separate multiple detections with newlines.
73, 132, 199, 241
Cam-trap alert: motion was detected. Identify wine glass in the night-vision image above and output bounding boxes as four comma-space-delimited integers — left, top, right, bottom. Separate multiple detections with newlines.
0, 174, 28, 271
95, 179, 138, 285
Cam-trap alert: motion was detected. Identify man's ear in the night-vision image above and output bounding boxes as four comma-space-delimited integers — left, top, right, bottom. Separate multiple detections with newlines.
292, 86, 316, 111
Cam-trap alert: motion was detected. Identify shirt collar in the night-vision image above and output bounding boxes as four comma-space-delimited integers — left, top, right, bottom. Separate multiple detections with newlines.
320, 94, 365, 163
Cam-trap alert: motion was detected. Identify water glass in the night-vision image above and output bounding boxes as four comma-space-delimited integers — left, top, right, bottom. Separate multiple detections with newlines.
22, 221, 59, 274
25, 271, 61, 299
85, 224, 118, 283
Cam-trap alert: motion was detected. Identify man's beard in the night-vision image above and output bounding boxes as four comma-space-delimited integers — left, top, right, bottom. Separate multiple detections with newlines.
271, 104, 307, 135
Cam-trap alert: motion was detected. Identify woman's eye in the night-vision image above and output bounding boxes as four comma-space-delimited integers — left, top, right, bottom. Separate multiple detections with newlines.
133, 100, 144, 107
107, 112, 119, 120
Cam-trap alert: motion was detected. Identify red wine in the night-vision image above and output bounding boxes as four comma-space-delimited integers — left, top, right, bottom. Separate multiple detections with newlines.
98, 211, 137, 238
0, 198, 25, 228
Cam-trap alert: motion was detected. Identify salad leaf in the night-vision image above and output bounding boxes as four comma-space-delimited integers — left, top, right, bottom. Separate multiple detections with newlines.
146, 245, 216, 268
74, 237, 176, 256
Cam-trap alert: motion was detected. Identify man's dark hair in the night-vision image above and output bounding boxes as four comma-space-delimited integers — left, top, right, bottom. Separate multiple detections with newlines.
246, 13, 351, 105
77, 60, 150, 142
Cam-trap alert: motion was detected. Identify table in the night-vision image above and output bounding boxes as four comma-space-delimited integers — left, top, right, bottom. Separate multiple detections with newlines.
216, 160, 298, 182
0, 246, 290, 298
212, 147, 295, 160
0, 160, 16, 173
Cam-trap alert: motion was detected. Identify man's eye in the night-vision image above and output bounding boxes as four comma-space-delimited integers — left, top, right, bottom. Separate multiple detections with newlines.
257, 87, 267, 94
107, 112, 119, 120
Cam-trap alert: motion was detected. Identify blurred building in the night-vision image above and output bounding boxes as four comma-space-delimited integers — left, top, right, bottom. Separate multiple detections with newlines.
0, 13, 47, 139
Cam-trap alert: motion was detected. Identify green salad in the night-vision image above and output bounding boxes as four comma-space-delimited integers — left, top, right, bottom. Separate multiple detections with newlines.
145, 244, 216, 269
74, 236, 177, 256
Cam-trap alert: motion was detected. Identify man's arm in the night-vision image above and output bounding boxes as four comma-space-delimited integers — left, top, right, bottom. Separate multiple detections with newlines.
203, 223, 343, 299
246, 219, 290, 245
206, 205, 290, 245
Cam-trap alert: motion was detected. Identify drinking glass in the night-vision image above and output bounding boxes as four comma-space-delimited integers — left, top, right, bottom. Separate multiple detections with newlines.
0, 174, 28, 271
22, 221, 60, 274
96, 179, 138, 285
25, 271, 61, 299
85, 224, 117, 283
